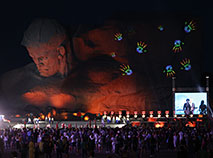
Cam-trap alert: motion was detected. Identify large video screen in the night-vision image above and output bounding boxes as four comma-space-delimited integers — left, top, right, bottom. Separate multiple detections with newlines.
175, 92, 207, 115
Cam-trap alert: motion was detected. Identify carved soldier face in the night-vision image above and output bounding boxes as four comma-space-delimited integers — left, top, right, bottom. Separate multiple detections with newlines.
27, 45, 65, 77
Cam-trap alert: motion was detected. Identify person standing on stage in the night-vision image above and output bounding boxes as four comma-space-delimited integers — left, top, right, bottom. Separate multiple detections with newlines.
183, 99, 191, 116
199, 100, 207, 115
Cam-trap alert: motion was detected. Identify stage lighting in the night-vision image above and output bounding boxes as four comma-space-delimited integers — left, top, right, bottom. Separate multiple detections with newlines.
126, 111, 130, 118
15, 114, 20, 118
73, 113, 77, 116
149, 111, 153, 118
0, 115, 5, 121
116, 116, 120, 123
111, 111, 114, 116
157, 111, 161, 118
142, 111, 146, 118
165, 111, 169, 118
119, 111, 122, 118
174, 114, 177, 118
102, 111, 107, 120
190, 114, 193, 118
84, 116, 89, 121
107, 116, 111, 123
182, 114, 185, 117
198, 114, 203, 118
112, 116, 116, 123
134, 111, 138, 119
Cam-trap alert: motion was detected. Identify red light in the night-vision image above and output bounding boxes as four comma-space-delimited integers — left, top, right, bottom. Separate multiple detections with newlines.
157, 111, 161, 114
142, 111, 146, 115
165, 111, 169, 115
147, 118, 157, 122
134, 111, 137, 115
149, 111, 153, 115
131, 121, 140, 127
126, 111, 130, 115
196, 119, 202, 122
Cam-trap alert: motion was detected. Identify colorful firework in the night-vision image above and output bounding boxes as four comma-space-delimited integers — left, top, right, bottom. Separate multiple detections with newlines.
120, 64, 133, 76
163, 65, 175, 77
180, 58, 191, 71
114, 33, 123, 41
158, 25, 164, 31
173, 40, 184, 53
184, 20, 196, 33
136, 41, 147, 54
111, 52, 116, 58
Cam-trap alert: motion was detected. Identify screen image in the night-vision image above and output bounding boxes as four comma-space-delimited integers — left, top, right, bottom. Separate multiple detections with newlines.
175, 92, 207, 115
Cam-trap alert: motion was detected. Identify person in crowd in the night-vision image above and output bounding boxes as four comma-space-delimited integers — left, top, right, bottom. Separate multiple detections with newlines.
29, 139, 35, 158
0, 137, 4, 158
0, 120, 213, 158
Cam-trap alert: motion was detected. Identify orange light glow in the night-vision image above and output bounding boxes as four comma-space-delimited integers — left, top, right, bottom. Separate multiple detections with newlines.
198, 115, 203, 118
131, 121, 140, 127
154, 122, 165, 128
23, 90, 75, 108
41, 115, 45, 120
52, 109, 56, 116
50, 93, 74, 108
64, 116, 68, 120
15, 114, 21, 118
23, 91, 47, 105
61, 112, 68, 116
47, 112, 51, 118
185, 121, 196, 127
81, 112, 85, 116
196, 119, 203, 122
73, 113, 77, 116
84, 116, 89, 121
147, 117, 157, 122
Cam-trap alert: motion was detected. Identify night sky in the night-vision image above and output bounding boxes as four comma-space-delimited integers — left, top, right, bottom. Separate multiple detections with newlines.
0, 1, 212, 82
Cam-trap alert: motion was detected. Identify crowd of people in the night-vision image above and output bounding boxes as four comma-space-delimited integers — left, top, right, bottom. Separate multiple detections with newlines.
0, 121, 213, 158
